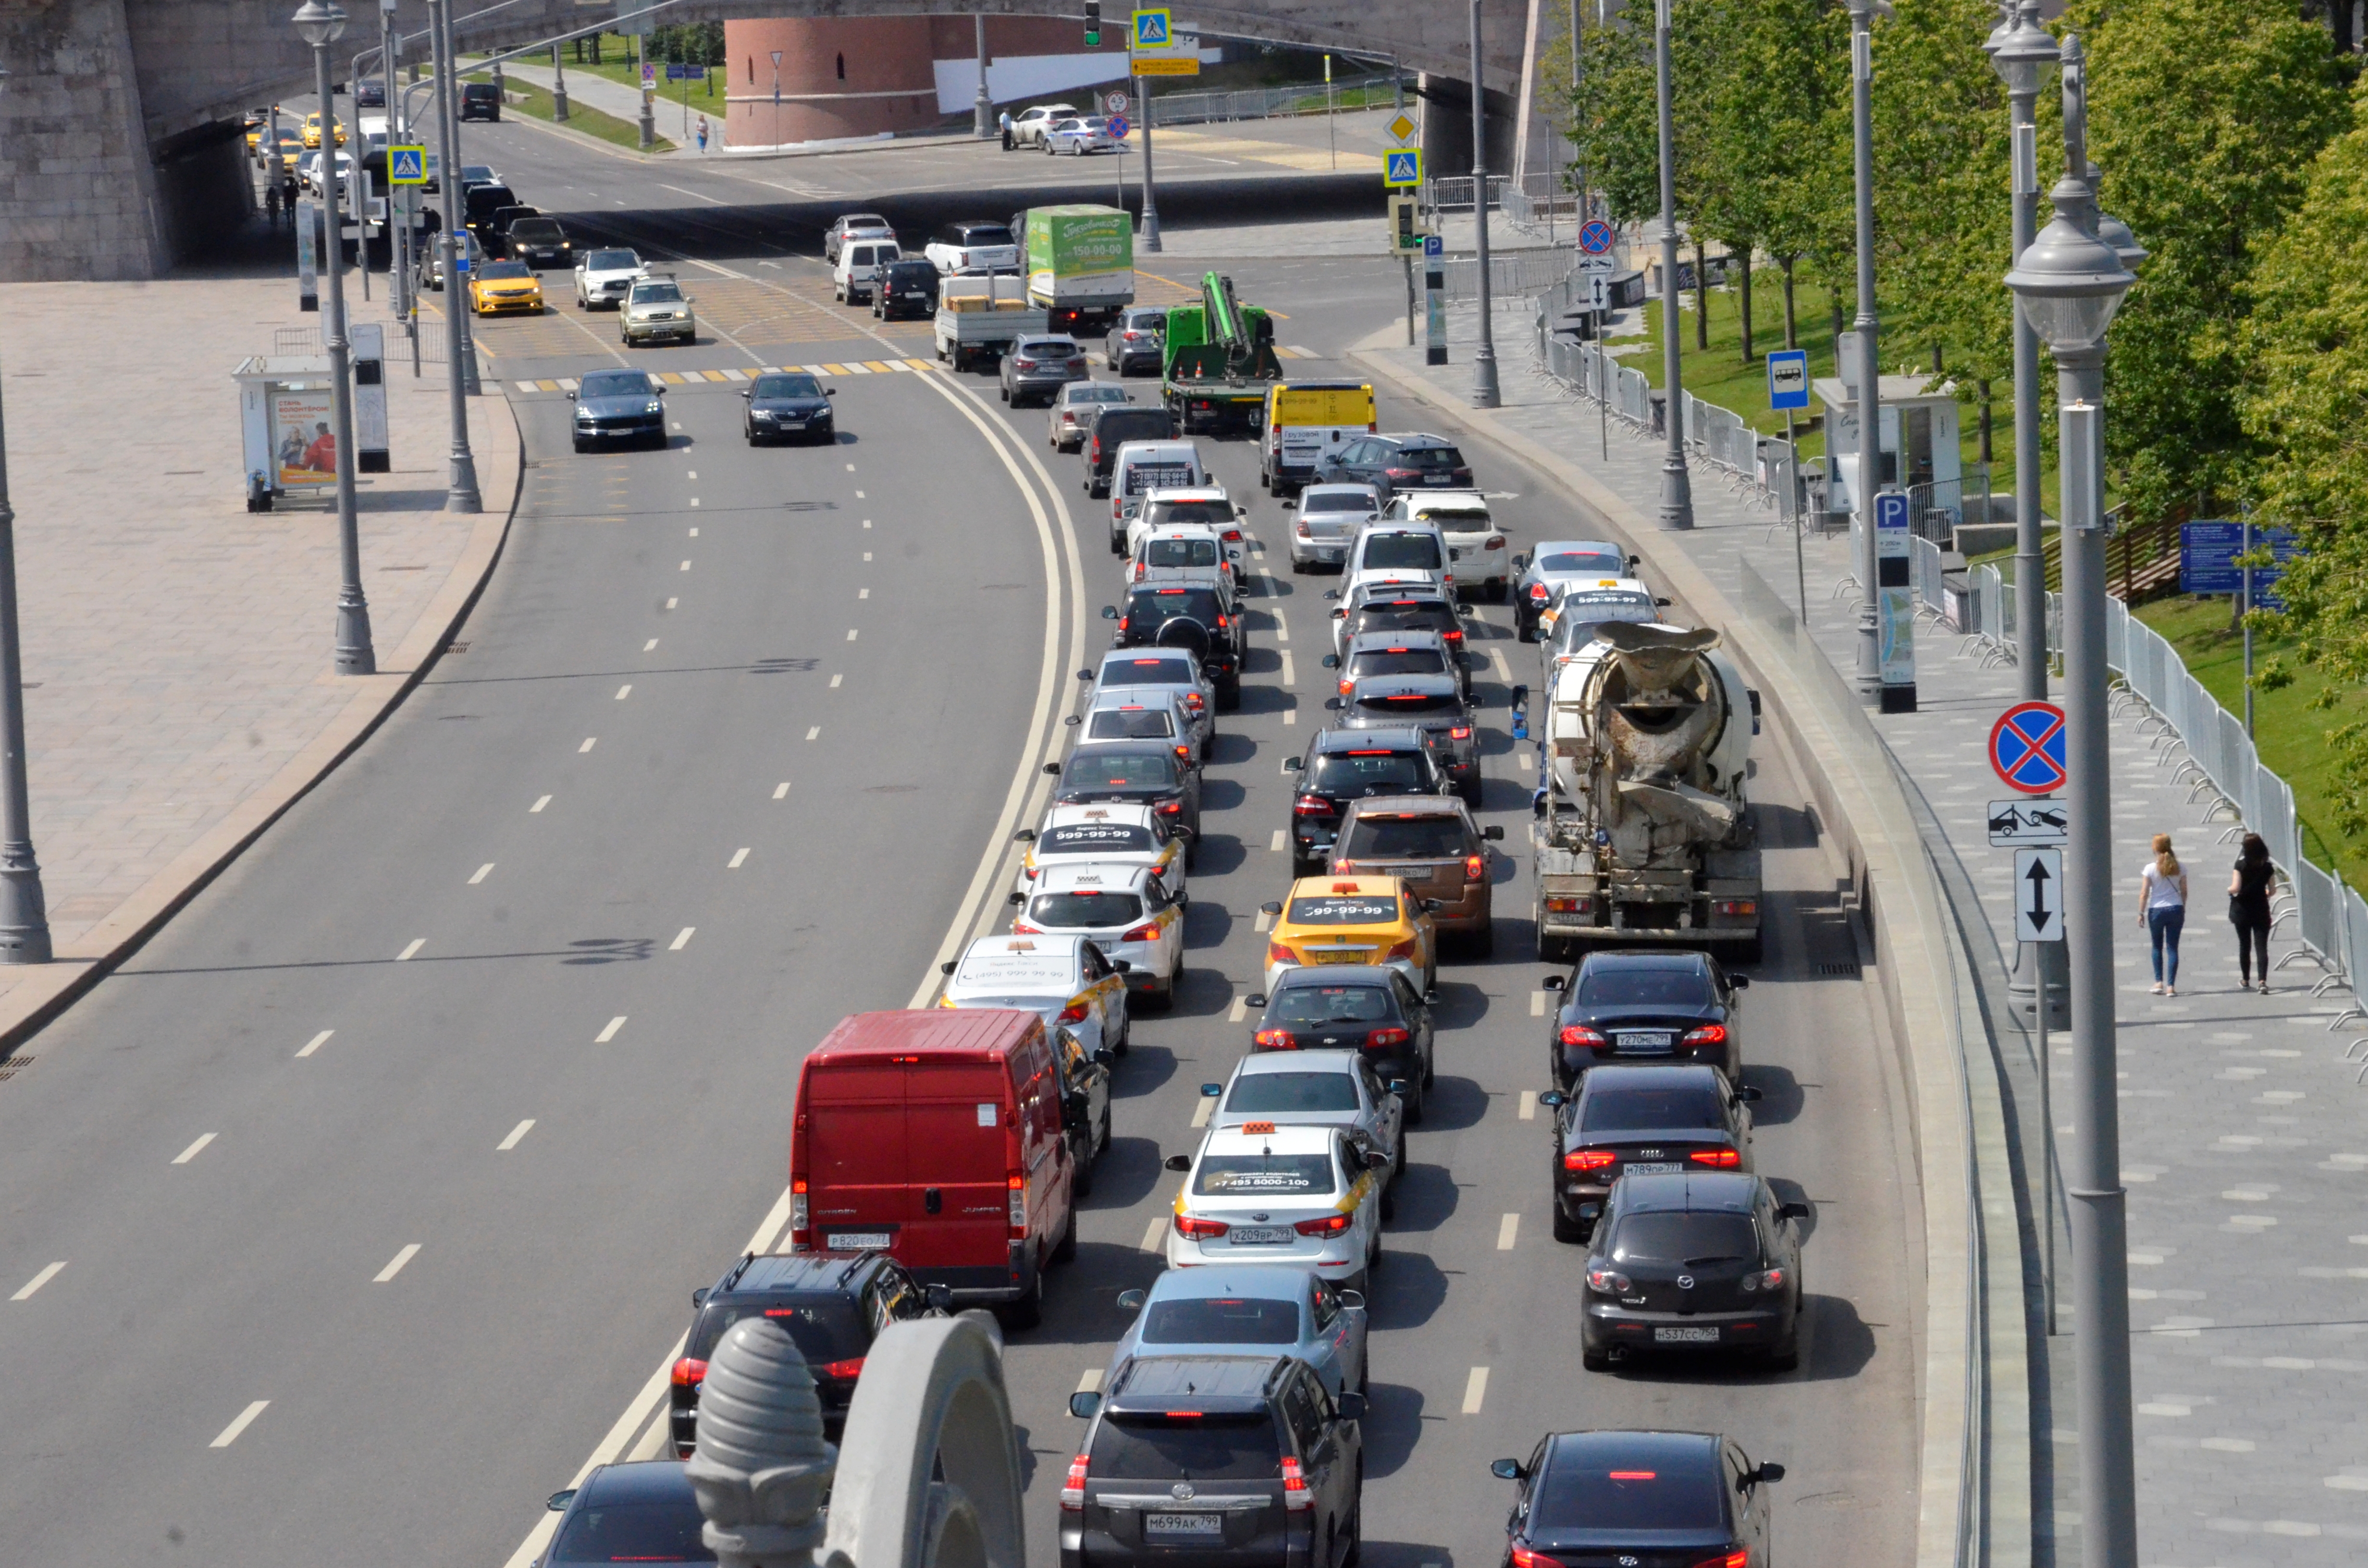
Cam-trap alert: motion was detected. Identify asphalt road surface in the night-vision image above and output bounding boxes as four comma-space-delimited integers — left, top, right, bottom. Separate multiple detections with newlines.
0, 114, 1921, 1568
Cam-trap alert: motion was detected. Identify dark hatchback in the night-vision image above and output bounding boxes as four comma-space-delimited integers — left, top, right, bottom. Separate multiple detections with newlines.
540, 1461, 711, 1567
1311, 433, 1473, 502
873, 257, 941, 320
1047, 742, 1202, 842
1329, 674, 1479, 805
570, 368, 666, 453
461, 183, 517, 244
460, 81, 502, 122
1244, 964, 1435, 1116
1580, 1172, 1806, 1370
1543, 949, 1747, 1088
1107, 580, 1246, 707
1489, 1430, 1783, 1568
506, 216, 572, 269
741, 370, 837, 445
1083, 406, 1180, 498
668, 1250, 943, 1455
1062, 1354, 1365, 1568
1284, 727, 1447, 875
1540, 1063, 1759, 1243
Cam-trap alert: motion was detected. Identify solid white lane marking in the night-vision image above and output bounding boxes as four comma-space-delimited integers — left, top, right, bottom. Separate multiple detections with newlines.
1077, 1368, 1104, 1393
397, 938, 425, 960
805, 726, 821, 740
1497, 1213, 1519, 1250
846, 628, 859, 641
829, 674, 843, 688
469, 863, 494, 885
1192, 1096, 1215, 1128
1519, 1090, 1539, 1121
374, 1243, 422, 1283
1270, 829, 1286, 851
643, 638, 659, 651
1530, 991, 1550, 1017
596, 1016, 628, 1043
748, 1184, 799, 1256
296, 1029, 333, 1059
670, 927, 695, 951
531, 795, 553, 812
11, 1262, 65, 1300
498, 1119, 536, 1151
773, 782, 790, 798
728, 847, 751, 869
1461, 1366, 1490, 1414
210, 1400, 271, 1449
1141, 1216, 1168, 1253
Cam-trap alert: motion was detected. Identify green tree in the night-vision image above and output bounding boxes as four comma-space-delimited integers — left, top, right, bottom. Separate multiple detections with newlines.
1566, 20, 1660, 229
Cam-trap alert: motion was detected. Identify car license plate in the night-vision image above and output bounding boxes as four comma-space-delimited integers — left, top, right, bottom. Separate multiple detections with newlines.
1310, 949, 1367, 964
1381, 865, 1432, 881
1624, 1163, 1682, 1176
776, 419, 804, 430
1655, 1326, 1720, 1344
1229, 1226, 1295, 1245
828, 1231, 892, 1250
1620, 1031, 1675, 1053
1146, 1514, 1224, 1537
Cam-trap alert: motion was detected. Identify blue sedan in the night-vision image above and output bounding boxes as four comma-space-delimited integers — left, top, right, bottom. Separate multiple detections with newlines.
1109, 1263, 1369, 1401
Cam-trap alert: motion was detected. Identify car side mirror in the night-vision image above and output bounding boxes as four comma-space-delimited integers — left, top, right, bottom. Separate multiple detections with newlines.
1424, 987, 1441, 1003
1320, 654, 1340, 668
1283, 759, 1301, 773
548, 1489, 578, 1510
1200, 1082, 1222, 1097
1655, 597, 1673, 607
925, 1283, 956, 1312
1117, 1288, 1147, 1311
1281, 498, 1297, 509
1111, 958, 1132, 973
1490, 1458, 1526, 1482
1737, 1085, 1764, 1102
1093, 1046, 1116, 1066
1007, 891, 1025, 905
1420, 898, 1443, 912
566, 391, 577, 401
1779, 1201, 1811, 1221
691, 1286, 709, 1307
740, 390, 751, 399
1483, 825, 1505, 841
1730, 974, 1750, 988
1260, 901, 1283, 916
1336, 1391, 1367, 1421
1510, 683, 1529, 708
1751, 1462, 1786, 1485
1101, 604, 1119, 620
1538, 1090, 1566, 1108
1069, 1391, 1104, 1419
1511, 554, 1528, 571
1322, 589, 1341, 601
1324, 697, 1343, 710
1541, 974, 1565, 991
1043, 762, 1062, 775
1389, 1078, 1409, 1097
1331, 607, 1346, 619
1235, 504, 1250, 518
1163, 1153, 1192, 1172
1064, 714, 1082, 726
1628, 554, 1642, 568
1365, 1149, 1390, 1170
1013, 828, 1037, 843
827, 386, 838, 395
1077, 668, 1095, 680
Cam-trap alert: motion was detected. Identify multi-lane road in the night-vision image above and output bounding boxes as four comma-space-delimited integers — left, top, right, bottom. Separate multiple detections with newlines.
0, 110, 1922, 1566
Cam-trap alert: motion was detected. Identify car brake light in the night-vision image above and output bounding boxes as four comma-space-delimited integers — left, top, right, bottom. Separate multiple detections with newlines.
1464, 855, 1485, 882
1689, 1555, 1748, 1568
1485, 535, 1506, 550
1564, 1147, 1616, 1171
1510, 1550, 1562, 1568
818, 1356, 867, 1380
789, 1180, 808, 1245
671, 1357, 708, 1388
1012, 919, 1043, 935
1254, 1027, 1298, 1049
1559, 1025, 1609, 1049
1715, 899, 1758, 917
1175, 1214, 1229, 1238
1528, 583, 1550, 602
1295, 1212, 1353, 1236
1544, 894, 1592, 914
1221, 528, 1243, 543
1217, 615, 1229, 629
1175, 745, 1191, 761
1156, 800, 1182, 816
1384, 938, 1419, 963
1294, 795, 1334, 816
1451, 726, 1473, 740
1061, 1453, 1091, 1510
1689, 1149, 1742, 1168
1281, 1456, 1313, 1510
1338, 680, 1353, 696
1116, 616, 1129, 634
1009, 1172, 1029, 1235
1442, 627, 1464, 642
1059, 999, 1090, 1023
1366, 1026, 1409, 1049
1121, 921, 1160, 943
1585, 1266, 1631, 1294
1682, 1024, 1728, 1047
1740, 1267, 1786, 1294
1185, 692, 1205, 710
1267, 942, 1296, 966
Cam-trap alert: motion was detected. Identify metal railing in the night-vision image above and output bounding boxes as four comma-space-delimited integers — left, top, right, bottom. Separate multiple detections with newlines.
1438, 247, 1587, 303
1147, 74, 1403, 127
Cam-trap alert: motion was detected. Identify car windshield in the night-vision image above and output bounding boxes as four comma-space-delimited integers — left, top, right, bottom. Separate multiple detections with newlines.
1415, 506, 1490, 528
1141, 1296, 1301, 1346
1087, 707, 1176, 741
887, 262, 937, 282
1069, 384, 1130, 403
551, 1497, 717, 1565
752, 374, 823, 399
1039, 822, 1156, 855
1193, 1151, 1337, 1195
1356, 691, 1463, 720
580, 371, 654, 398
584, 249, 639, 270
1398, 444, 1464, 470
1018, 339, 1075, 356
1307, 753, 1427, 794
1556, 591, 1657, 624
1528, 1451, 1725, 1533
1360, 534, 1443, 571
1284, 895, 1399, 926
689, 1297, 868, 1362
1144, 499, 1233, 528
1579, 1082, 1728, 1133
1304, 492, 1375, 514
1578, 968, 1714, 1007
1064, 751, 1178, 790
1126, 311, 1166, 330
1541, 549, 1628, 575
479, 262, 531, 280
1029, 890, 1145, 928
1225, 1071, 1359, 1115
510, 220, 562, 241
1094, 1413, 1281, 1482
1610, 1211, 1760, 1266
1349, 604, 1457, 639
632, 282, 683, 303
1339, 816, 1468, 858
1144, 537, 1220, 570
962, 225, 1013, 246
1128, 588, 1223, 628
843, 215, 888, 230
1102, 655, 1196, 687
1349, 648, 1448, 677
1270, 985, 1394, 1025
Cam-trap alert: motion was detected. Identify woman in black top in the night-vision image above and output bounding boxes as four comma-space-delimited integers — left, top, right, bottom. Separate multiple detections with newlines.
2228, 833, 2275, 994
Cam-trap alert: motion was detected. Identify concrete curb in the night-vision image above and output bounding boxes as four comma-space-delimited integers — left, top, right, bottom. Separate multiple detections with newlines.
0, 396, 526, 1053
1349, 339, 2028, 1568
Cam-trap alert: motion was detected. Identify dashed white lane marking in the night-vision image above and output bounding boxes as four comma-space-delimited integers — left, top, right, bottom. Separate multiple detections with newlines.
665, 597, 678, 609
616, 685, 632, 699
859, 587, 870, 600
1519, 1090, 1539, 1121
531, 795, 553, 813
855, 491, 865, 499
773, 783, 790, 799
1255, 909, 1274, 932
863, 519, 872, 529
498, 1118, 536, 1151
580, 737, 597, 753
670, 927, 695, 951
397, 939, 425, 961
296, 1029, 333, 1059
1270, 829, 1287, 852
1273, 617, 1288, 643
1490, 647, 1511, 680
845, 463, 856, 471
1140, 1216, 1168, 1253
374, 1243, 422, 1283
210, 1400, 271, 1449
679, 561, 691, 571
1193, 1096, 1216, 1128
728, 847, 751, 869
595, 1016, 628, 1044
1531, 991, 1550, 1017
173, 1133, 216, 1164
689, 499, 700, 508
1497, 1213, 1520, 1250
11, 1262, 65, 1300
863, 551, 873, 562
1461, 1366, 1490, 1414
1228, 995, 1248, 1023
1280, 650, 1295, 686
687, 472, 697, 481
469, 863, 494, 885
846, 628, 859, 641
644, 638, 659, 651
829, 674, 843, 689
1076, 1368, 1104, 1394
805, 726, 821, 741
1282, 701, 1295, 727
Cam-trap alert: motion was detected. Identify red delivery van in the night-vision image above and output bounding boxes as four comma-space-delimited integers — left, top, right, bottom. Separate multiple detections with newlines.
790, 1009, 1079, 1328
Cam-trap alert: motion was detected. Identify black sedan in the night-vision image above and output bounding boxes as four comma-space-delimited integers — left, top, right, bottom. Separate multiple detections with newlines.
1243, 963, 1436, 1117
505, 216, 572, 269
541, 1462, 709, 1567
1044, 741, 1202, 846
1489, 1431, 1784, 1568
741, 370, 836, 445
1539, 1062, 1758, 1242
1543, 949, 1746, 1089
569, 368, 666, 453
1312, 432, 1473, 502
1580, 1171, 1807, 1370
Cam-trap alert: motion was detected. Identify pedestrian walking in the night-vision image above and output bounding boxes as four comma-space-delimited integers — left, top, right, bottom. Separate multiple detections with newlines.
2228, 832, 2275, 994
696, 116, 709, 153
999, 110, 1014, 151
2136, 832, 2189, 995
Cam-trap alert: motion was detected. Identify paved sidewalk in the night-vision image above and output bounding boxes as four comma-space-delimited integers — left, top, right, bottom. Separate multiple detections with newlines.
1357, 297, 2368, 1565
0, 274, 518, 1037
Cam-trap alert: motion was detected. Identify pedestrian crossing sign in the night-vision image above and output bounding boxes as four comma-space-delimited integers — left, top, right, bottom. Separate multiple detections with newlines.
388, 145, 427, 185
1383, 148, 1423, 189
1132, 8, 1171, 49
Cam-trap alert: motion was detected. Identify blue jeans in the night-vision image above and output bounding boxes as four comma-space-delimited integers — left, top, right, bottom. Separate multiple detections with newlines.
2148, 904, 2185, 985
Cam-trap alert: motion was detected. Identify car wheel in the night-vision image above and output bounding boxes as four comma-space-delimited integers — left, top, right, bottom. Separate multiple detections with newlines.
1764, 1339, 1800, 1373
999, 384, 1009, 402
572, 438, 589, 454
1581, 1344, 1614, 1372
1098, 1104, 1112, 1158
1051, 1203, 1079, 1264
1468, 920, 1494, 959
1380, 1180, 1397, 1222
1072, 1137, 1095, 1199
999, 1266, 1045, 1331
1403, 1077, 1425, 1127
1552, 1202, 1586, 1244
1216, 676, 1241, 712
1490, 579, 1510, 604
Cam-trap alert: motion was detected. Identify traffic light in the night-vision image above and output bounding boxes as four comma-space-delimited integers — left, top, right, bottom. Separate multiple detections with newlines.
1085, 0, 1101, 45
1390, 195, 1421, 254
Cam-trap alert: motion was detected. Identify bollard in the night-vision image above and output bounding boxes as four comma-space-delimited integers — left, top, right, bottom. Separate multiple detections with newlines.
683, 1318, 837, 1568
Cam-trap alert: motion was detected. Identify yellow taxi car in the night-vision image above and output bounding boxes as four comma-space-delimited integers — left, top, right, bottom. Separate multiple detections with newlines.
1258, 873, 1437, 996
264, 130, 305, 174
245, 112, 268, 151
303, 111, 345, 148
468, 260, 545, 316
939, 933, 1129, 1061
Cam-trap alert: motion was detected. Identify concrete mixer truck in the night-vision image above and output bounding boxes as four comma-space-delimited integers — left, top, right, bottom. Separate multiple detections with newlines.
1524, 621, 1763, 964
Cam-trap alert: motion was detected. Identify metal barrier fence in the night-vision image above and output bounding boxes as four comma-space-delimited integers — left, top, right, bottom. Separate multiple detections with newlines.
1147, 75, 1401, 127
1441, 247, 1590, 304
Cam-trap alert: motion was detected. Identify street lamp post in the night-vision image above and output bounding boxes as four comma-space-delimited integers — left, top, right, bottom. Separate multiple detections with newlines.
1468, 0, 1500, 408
553, 43, 568, 122
427, 0, 482, 510
1985, 0, 2058, 702
1846, 0, 1883, 695
295, 0, 377, 676
1650, 0, 1690, 529
0, 70, 52, 962
974, 15, 993, 137
2003, 33, 2140, 1568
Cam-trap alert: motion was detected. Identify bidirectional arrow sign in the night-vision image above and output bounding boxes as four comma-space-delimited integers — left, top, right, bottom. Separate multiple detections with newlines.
2015, 847, 2065, 943
1383, 148, 1423, 189
1132, 7, 1172, 48
1990, 699, 2070, 794
1767, 348, 1809, 411
1988, 797, 2068, 846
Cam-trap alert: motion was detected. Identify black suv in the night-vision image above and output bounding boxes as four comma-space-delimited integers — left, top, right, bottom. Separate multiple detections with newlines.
1580, 1171, 1807, 1370
1310, 433, 1473, 502
1283, 726, 1448, 874
1106, 571, 1246, 708
460, 81, 502, 122
1063, 1354, 1365, 1568
1539, 1063, 1760, 1243
505, 216, 571, 269
669, 1250, 945, 1454
873, 257, 941, 320
1083, 406, 1179, 499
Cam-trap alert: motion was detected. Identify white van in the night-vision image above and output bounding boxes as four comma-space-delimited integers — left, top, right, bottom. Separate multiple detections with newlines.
832, 237, 902, 305
1383, 490, 1509, 602
1108, 440, 1208, 551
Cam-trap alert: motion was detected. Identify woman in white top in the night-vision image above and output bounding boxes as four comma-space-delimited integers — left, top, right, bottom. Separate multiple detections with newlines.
2135, 833, 2189, 995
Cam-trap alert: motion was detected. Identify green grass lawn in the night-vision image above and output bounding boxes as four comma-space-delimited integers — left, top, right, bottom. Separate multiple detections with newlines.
2128, 594, 2367, 893
465, 70, 675, 155
534, 40, 728, 111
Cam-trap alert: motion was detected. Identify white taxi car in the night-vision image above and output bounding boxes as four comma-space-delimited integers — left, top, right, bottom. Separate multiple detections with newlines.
1534, 575, 1654, 644
1011, 861, 1185, 1009
1162, 1122, 1390, 1291
1013, 802, 1189, 901
940, 933, 1129, 1058
1383, 490, 1509, 602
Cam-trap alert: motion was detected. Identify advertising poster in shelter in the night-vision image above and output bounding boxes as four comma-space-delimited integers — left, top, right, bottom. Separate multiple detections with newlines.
271, 390, 336, 489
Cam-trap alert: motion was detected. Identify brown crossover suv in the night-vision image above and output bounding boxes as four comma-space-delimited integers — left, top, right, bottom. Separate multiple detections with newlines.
1325, 795, 1503, 955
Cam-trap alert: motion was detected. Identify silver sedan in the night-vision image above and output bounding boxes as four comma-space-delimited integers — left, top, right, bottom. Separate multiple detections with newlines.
1048, 380, 1132, 452
1044, 115, 1120, 155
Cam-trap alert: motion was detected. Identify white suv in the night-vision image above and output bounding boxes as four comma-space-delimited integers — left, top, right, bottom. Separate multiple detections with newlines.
573, 246, 647, 310
1383, 490, 1508, 602
1013, 862, 1186, 1010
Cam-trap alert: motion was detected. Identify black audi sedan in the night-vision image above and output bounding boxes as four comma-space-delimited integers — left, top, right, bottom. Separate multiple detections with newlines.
1046, 741, 1202, 849
1243, 963, 1436, 1118
1543, 949, 1747, 1089
1489, 1430, 1784, 1568
1579, 1171, 1807, 1370
569, 368, 665, 453
1539, 1062, 1758, 1243
741, 370, 837, 445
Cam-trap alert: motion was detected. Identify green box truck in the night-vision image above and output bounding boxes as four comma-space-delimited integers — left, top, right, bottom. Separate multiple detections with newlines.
1020, 205, 1135, 334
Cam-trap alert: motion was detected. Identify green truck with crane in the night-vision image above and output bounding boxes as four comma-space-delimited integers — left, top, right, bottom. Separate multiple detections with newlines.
1161, 271, 1284, 434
